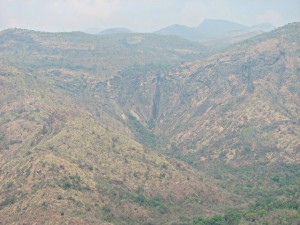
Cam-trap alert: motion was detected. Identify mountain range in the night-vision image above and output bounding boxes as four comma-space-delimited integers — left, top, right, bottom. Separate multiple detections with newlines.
155, 19, 275, 41
85, 19, 275, 48
0, 22, 299, 225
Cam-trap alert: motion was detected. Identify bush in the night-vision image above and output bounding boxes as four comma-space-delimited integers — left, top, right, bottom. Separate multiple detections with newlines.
102, 205, 111, 215
192, 215, 226, 225
127, 115, 158, 148
57, 194, 63, 200
0, 196, 16, 209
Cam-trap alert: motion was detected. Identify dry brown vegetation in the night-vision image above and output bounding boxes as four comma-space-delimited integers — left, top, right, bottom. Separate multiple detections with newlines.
0, 23, 299, 224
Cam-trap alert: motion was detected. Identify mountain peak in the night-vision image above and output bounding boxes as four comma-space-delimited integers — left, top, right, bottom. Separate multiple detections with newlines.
197, 18, 247, 32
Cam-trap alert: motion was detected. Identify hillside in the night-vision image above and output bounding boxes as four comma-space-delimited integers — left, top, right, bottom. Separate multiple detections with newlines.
100, 23, 299, 166
0, 29, 207, 80
92, 22, 300, 223
159, 22, 300, 166
0, 62, 229, 224
0, 23, 299, 224
0, 29, 226, 224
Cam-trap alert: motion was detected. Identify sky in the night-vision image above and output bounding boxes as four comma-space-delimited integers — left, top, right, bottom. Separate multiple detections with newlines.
0, 0, 299, 32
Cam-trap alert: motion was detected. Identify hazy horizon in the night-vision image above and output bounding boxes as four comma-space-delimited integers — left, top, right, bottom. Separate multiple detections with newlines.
0, 0, 299, 33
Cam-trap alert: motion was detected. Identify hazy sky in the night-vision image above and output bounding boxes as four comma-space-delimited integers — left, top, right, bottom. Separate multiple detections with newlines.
0, 0, 299, 32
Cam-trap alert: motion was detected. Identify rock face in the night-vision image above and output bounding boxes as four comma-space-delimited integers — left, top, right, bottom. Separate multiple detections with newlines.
0, 23, 299, 224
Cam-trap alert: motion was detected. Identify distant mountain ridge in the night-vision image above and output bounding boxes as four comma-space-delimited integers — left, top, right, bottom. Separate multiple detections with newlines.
99, 27, 134, 35
82, 19, 275, 44
155, 18, 275, 42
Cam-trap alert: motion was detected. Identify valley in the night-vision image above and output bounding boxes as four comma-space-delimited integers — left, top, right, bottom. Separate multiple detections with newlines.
0, 22, 299, 225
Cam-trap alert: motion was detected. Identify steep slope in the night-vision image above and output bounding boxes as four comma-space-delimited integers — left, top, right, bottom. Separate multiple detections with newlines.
0, 61, 229, 224
162, 22, 300, 166
0, 32, 228, 224
115, 22, 300, 166
96, 23, 300, 224
49, 23, 299, 224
